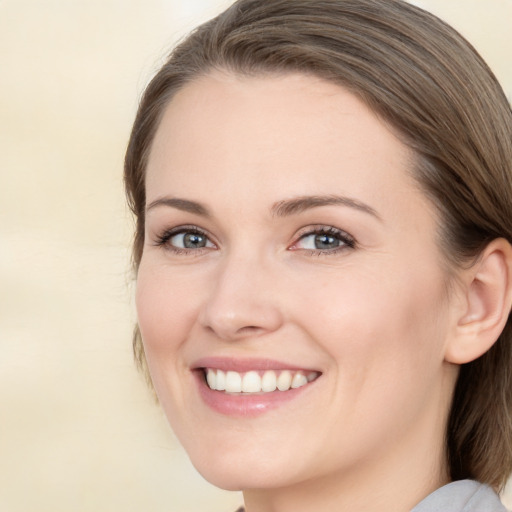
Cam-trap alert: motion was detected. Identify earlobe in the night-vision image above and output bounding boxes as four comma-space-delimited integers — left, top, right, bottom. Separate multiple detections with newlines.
445, 238, 512, 365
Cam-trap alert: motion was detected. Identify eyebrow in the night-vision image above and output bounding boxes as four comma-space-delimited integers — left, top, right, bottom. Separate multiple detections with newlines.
146, 197, 211, 217
271, 195, 381, 220
145, 194, 380, 220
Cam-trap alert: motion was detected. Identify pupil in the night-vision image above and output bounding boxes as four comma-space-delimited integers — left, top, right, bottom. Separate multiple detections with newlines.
184, 233, 206, 248
315, 234, 339, 249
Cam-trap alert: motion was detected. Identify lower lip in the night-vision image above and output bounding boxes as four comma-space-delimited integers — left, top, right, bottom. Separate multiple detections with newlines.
194, 371, 317, 417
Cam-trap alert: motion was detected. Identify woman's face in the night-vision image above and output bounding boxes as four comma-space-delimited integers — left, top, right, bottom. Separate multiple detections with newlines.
137, 72, 459, 490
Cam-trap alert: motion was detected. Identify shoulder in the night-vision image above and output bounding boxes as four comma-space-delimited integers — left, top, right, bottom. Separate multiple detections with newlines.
411, 480, 508, 512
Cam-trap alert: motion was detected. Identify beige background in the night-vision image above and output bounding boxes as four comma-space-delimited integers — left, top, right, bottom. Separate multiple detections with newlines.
1, 1, 511, 511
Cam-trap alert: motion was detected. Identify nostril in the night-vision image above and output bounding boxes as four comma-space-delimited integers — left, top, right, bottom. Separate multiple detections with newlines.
239, 326, 260, 333
232, 325, 268, 338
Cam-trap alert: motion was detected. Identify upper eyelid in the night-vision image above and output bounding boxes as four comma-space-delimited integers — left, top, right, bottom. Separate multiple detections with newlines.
153, 225, 216, 247
159, 224, 211, 238
294, 225, 355, 241
291, 225, 357, 251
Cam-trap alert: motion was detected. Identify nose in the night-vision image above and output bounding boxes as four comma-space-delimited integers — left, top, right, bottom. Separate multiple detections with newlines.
199, 254, 284, 341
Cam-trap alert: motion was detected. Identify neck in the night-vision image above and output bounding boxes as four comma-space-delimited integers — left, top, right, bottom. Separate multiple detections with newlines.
243, 442, 449, 512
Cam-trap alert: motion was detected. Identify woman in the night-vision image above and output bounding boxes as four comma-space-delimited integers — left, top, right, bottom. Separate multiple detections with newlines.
124, 1, 512, 510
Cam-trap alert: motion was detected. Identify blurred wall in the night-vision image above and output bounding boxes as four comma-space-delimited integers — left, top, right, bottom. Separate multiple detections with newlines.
0, 1, 510, 511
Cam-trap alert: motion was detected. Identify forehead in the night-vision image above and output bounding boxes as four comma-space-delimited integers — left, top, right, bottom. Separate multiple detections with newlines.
146, 71, 423, 218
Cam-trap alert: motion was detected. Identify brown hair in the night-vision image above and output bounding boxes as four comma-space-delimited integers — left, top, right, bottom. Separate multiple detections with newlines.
124, 0, 512, 489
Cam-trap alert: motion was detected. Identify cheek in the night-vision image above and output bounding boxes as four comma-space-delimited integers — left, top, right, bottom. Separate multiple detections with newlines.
296, 266, 451, 448
135, 260, 208, 418
135, 261, 201, 361
293, 261, 450, 389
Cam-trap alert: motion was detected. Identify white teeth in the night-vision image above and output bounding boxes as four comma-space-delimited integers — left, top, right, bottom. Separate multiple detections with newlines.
291, 372, 308, 389
206, 369, 216, 389
242, 371, 261, 393
225, 371, 242, 393
215, 369, 226, 391
205, 368, 319, 393
261, 370, 277, 392
277, 370, 292, 391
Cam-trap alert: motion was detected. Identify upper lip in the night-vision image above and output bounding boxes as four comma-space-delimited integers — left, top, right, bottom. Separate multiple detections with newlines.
191, 356, 321, 373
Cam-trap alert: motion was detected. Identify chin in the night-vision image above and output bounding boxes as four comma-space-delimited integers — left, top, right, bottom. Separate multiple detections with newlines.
185, 442, 307, 491
196, 464, 291, 491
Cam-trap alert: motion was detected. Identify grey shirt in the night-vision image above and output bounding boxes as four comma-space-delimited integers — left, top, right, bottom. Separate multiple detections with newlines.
234, 480, 507, 512
412, 480, 507, 512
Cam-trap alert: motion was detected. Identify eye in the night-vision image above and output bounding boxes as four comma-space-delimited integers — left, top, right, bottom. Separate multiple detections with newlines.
154, 226, 216, 252
291, 226, 355, 254
170, 231, 214, 249
297, 233, 342, 250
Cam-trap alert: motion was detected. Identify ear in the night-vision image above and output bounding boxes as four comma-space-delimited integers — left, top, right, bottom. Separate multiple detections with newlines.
445, 238, 512, 365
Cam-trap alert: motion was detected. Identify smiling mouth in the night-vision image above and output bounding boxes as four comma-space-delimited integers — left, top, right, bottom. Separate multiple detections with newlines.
203, 368, 320, 394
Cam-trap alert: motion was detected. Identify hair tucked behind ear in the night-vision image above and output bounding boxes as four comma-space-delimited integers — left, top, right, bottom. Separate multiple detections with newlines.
124, 0, 512, 488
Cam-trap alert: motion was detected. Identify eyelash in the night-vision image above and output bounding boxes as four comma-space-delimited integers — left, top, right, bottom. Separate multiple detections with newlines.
291, 226, 356, 256
152, 225, 356, 256
153, 225, 215, 256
